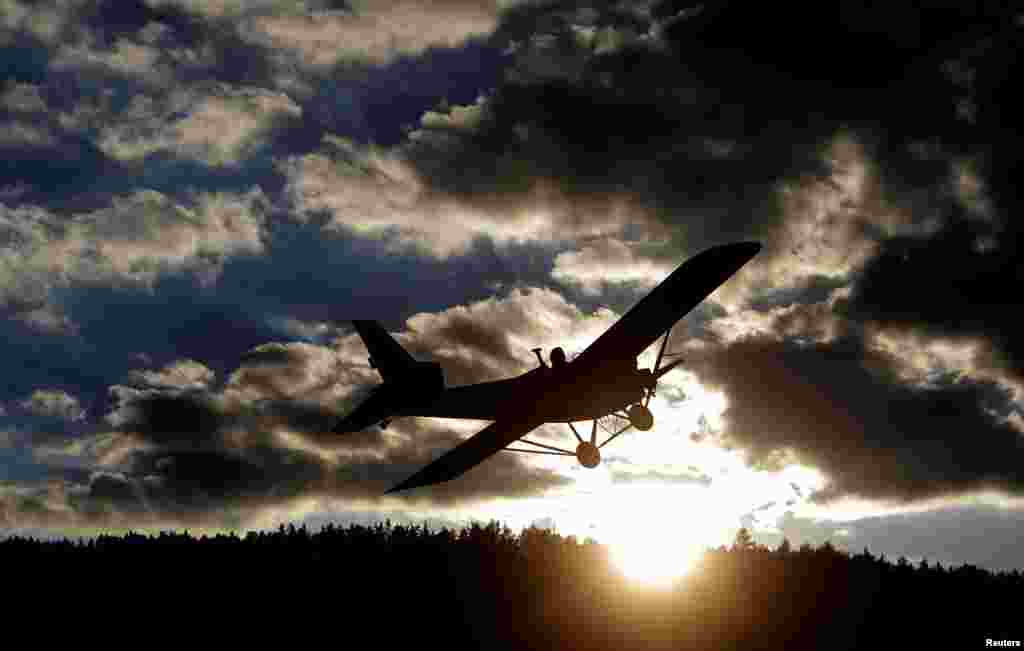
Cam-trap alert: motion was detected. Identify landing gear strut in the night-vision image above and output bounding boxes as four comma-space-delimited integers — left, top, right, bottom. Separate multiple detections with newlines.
501, 409, 649, 469
500, 325, 682, 468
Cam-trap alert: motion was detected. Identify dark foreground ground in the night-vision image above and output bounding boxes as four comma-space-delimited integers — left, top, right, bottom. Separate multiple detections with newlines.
4, 521, 1020, 649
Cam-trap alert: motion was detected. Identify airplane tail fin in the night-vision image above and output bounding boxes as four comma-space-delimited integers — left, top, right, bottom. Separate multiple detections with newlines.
353, 320, 417, 383
336, 321, 444, 433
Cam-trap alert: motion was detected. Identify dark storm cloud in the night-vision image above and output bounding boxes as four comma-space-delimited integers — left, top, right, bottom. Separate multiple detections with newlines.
90, 384, 569, 522
407, 0, 1018, 295
656, 3, 1014, 191
0, 1, 296, 212
692, 334, 1024, 503
406, 64, 807, 250
629, 2, 1024, 507
843, 215, 1024, 383
40, 283, 595, 527
3, 0, 1021, 542
832, 12, 1024, 388
113, 389, 225, 447
410, 3, 980, 247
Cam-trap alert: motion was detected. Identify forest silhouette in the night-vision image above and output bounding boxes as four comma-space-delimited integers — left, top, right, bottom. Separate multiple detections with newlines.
4, 520, 1019, 648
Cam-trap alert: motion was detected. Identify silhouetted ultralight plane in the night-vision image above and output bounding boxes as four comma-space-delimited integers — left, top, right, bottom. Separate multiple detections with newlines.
335, 242, 762, 493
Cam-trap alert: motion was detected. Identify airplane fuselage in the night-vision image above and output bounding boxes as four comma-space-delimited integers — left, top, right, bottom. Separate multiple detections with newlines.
394, 359, 647, 422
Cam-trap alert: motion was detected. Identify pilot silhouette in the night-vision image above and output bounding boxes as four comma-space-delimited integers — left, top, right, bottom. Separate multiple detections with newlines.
550, 347, 567, 369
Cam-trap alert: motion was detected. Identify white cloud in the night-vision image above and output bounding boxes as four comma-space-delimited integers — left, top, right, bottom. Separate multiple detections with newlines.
130, 359, 216, 390
0, 0, 69, 43
736, 136, 899, 305
144, 0, 303, 17
551, 238, 674, 295
951, 156, 996, 226
99, 86, 301, 166
12, 304, 79, 335
707, 291, 848, 345
1, 189, 267, 323
285, 134, 641, 257
62, 188, 267, 281
0, 82, 47, 113
224, 341, 351, 406
404, 286, 618, 379
0, 121, 57, 147
52, 38, 165, 82
20, 389, 86, 421
867, 327, 1024, 402
242, 1, 502, 67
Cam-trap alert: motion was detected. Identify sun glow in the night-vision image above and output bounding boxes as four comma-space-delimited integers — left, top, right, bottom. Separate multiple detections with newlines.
609, 529, 706, 586
427, 373, 828, 589
577, 480, 731, 585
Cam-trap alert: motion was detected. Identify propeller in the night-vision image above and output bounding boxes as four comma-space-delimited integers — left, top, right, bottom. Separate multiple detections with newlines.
596, 327, 683, 444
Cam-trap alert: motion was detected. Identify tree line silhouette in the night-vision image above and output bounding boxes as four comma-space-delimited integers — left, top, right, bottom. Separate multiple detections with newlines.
3, 522, 1019, 649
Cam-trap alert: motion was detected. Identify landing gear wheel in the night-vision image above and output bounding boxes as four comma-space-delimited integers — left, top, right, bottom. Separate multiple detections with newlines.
627, 404, 654, 431
576, 441, 601, 468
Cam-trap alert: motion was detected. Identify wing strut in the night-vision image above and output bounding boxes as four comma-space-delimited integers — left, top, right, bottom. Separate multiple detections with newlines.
644, 324, 685, 407
502, 448, 574, 456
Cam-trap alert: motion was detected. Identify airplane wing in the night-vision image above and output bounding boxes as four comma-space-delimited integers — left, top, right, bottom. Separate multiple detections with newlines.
571, 241, 761, 370
386, 418, 543, 493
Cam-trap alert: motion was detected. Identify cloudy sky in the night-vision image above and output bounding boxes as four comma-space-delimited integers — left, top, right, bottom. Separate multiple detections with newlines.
2, 1, 1022, 573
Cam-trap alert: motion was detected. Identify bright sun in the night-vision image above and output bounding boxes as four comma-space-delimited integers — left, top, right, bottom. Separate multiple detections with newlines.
481, 374, 826, 588
583, 481, 723, 586
609, 531, 706, 585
